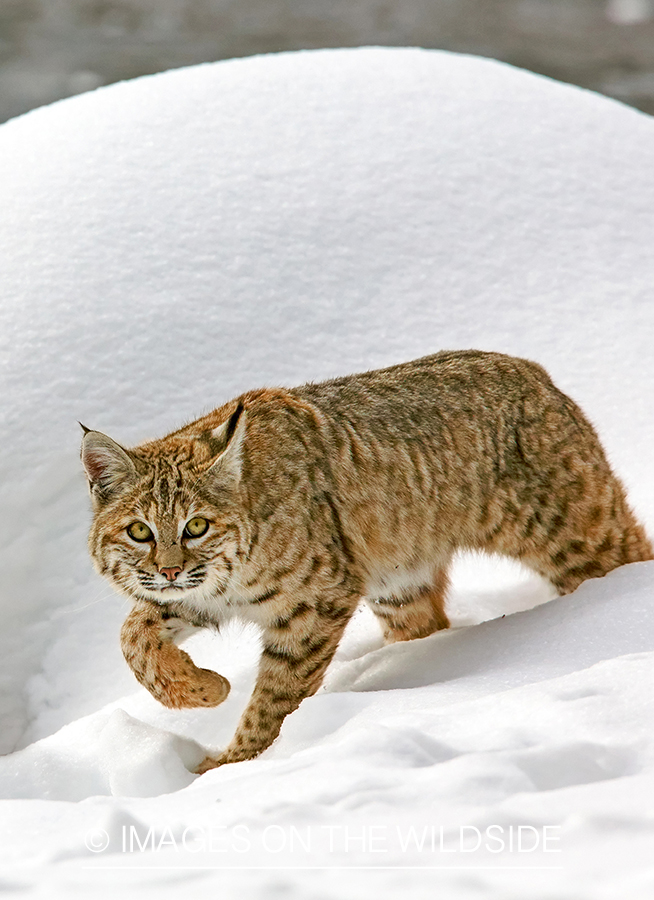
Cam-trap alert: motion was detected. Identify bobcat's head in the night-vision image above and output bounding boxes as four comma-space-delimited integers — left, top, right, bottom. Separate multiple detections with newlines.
81, 404, 248, 613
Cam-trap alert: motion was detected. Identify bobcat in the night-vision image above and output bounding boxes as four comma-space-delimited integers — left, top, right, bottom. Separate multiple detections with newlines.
81, 350, 652, 772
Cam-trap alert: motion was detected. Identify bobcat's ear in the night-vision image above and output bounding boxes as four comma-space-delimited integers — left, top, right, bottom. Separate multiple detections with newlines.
204, 403, 246, 485
81, 430, 138, 501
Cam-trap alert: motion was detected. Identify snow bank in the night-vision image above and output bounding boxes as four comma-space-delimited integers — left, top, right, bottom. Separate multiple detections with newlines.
0, 46, 653, 899
2, 571, 654, 899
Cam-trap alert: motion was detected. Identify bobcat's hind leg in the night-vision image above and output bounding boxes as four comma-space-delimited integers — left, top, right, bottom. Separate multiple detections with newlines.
368, 568, 451, 644
545, 521, 653, 596
518, 495, 653, 597
121, 600, 230, 709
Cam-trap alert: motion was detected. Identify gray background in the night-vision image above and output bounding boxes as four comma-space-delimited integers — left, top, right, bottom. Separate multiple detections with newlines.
1, 0, 653, 124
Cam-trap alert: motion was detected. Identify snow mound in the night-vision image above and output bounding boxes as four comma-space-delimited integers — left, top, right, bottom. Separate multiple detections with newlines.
0, 46, 653, 899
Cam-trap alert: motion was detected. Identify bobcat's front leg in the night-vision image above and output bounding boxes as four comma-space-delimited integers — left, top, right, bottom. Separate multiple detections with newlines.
196, 590, 356, 772
120, 600, 230, 709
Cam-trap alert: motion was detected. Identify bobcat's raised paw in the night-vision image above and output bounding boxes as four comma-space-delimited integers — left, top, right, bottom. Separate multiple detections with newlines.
151, 663, 231, 709
127, 638, 231, 710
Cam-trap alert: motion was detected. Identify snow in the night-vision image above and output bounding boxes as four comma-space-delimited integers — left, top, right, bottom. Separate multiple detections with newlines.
0, 45, 653, 898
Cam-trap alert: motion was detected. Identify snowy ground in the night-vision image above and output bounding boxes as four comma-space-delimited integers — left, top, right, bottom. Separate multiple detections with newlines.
0, 47, 653, 898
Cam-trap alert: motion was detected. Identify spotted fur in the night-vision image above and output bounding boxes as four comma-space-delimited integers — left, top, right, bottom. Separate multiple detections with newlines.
82, 350, 652, 771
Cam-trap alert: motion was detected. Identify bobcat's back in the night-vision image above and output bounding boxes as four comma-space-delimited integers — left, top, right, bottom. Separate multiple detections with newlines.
283, 349, 651, 598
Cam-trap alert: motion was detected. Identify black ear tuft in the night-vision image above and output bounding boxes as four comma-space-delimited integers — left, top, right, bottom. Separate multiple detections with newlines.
204, 402, 246, 457
223, 402, 245, 448
204, 403, 247, 484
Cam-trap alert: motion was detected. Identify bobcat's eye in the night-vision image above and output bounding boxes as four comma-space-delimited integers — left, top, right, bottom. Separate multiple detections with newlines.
184, 516, 209, 538
127, 521, 153, 542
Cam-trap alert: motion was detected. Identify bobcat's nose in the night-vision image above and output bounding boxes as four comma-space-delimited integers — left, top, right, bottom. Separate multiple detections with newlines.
159, 566, 182, 582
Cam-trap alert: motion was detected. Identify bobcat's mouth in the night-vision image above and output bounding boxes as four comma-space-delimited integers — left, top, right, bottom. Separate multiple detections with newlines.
134, 564, 208, 595
127, 561, 235, 605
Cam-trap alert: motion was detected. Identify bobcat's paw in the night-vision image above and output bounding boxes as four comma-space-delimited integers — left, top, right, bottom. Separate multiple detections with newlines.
152, 666, 231, 709
195, 744, 264, 773
195, 755, 225, 775
133, 642, 230, 709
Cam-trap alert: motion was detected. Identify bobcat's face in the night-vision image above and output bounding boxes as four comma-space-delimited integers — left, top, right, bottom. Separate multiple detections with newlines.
92, 489, 243, 606
82, 405, 248, 611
